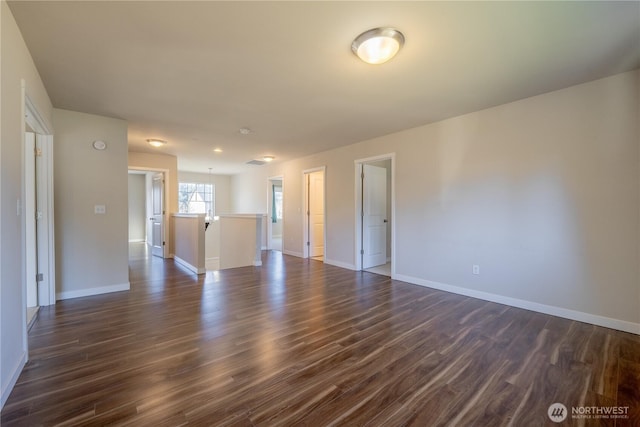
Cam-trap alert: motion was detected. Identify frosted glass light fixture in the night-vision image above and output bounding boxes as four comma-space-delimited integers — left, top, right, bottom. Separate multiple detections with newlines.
147, 139, 167, 147
351, 27, 405, 65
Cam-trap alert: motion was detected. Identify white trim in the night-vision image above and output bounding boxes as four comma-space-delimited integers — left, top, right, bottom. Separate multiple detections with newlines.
1, 351, 27, 408
324, 258, 357, 271
283, 249, 304, 258
354, 153, 395, 275
56, 282, 130, 301
394, 273, 640, 335
253, 260, 263, 267
261, 246, 267, 250
128, 239, 145, 243
302, 166, 326, 259
128, 167, 171, 258
174, 256, 205, 275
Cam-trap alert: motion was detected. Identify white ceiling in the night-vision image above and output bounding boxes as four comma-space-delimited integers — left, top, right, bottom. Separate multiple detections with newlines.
9, 1, 640, 175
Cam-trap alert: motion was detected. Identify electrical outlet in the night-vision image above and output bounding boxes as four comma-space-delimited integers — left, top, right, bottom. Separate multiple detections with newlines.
94, 204, 106, 214
472, 265, 480, 275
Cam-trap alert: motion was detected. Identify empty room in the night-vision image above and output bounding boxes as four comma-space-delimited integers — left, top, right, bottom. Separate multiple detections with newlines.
1, 1, 639, 425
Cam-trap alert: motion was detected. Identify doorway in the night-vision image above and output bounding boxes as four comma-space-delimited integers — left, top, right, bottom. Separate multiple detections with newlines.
23, 93, 56, 334
127, 169, 169, 260
268, 176, 284, 252
303, 168, 325, 260
355, 155, 394, 277
150, 172, 165, 258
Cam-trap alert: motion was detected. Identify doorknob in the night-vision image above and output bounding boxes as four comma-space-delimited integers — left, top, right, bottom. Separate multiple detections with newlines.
383, 219, 388, 223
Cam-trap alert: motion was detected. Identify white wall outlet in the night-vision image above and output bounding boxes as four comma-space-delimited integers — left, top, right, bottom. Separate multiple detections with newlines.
94, 204, 106, 214
472, 264, 480, 275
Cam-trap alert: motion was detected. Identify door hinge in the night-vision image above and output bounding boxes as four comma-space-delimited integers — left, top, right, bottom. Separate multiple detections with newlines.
34, 147, 43, 157
360, 249, 364, 255
307, 241, 310, 246
162, 241, 166, 246
361, 171, 364, 179
36, 273, 44, 282
36, 211, 43, 221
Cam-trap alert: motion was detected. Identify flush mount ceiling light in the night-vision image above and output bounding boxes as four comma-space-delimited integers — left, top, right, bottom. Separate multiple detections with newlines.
239, 127, 252, 135
213, 148, 223, 153
147, 139, 167, 148
351, 27, 405, 65
262, 155, 275, 162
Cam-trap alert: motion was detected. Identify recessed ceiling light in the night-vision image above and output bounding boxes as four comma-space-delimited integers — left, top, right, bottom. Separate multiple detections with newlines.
147, 139, 167, 147
239, 127, 252, 135
262, 155, 275, 162
213, 148, 223, 153
351, 27, 405, 65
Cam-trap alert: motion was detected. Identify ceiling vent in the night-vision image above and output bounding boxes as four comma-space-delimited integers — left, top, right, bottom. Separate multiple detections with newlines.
246, 159, 266, 166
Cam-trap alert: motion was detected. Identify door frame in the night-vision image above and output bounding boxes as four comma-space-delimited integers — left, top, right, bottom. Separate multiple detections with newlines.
302, 166, 326, 259
267, 175, 284, 251
354, 153, 395, 275
23, 89, 56, 307
128, 167, 171, 258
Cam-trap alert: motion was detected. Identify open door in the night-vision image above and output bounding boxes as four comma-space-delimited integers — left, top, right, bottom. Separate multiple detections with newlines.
25, 132, 38, 314
309, 171, 324, 257
362, 164, 387, 269
303, 168, 325, 259
150, 172, 165, 258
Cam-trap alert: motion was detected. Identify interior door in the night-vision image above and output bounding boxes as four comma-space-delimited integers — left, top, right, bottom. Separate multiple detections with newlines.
362, 164, 387, 268
309, 171, 325, 257
25, 132, 38, 308
150, 173, 164, 258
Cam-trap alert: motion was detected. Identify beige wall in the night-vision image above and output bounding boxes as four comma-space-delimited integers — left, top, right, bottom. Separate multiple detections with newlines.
1, 1, 54, 406
128, 151, 178, 256
53, 109, 129, 299
230, 70, 640, 331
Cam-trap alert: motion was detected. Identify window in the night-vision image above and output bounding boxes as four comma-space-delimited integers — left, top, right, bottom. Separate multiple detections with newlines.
178, 183, 214, 216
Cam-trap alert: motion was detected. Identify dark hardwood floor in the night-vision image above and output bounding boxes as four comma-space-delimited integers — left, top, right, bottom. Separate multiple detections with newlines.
2, 245, 639, 426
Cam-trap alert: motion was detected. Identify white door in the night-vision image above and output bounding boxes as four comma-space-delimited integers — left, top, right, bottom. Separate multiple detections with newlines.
25, 132, 38, 308
150, 173, 164, 258
362, 164, 387, 268
309, 171, 325, 257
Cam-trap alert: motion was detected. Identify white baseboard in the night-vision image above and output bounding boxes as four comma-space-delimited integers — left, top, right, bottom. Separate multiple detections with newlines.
1, 351, 27, 409
128, 239, 145, 243
283, 249, 304, 258
394, 273, 640, 335
324, 258, 357, 271
253, 260, 263, 266
174, 256, 205, 275
57, 282, 130, 301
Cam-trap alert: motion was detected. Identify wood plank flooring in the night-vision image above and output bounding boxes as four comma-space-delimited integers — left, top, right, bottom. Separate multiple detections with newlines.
2, 245, 639, 426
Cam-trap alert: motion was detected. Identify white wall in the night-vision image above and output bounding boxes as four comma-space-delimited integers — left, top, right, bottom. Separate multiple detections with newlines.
1, 0, 54, 407
128, 173, 145, 242
230, 70, 640, 332
53, 109, 130, 300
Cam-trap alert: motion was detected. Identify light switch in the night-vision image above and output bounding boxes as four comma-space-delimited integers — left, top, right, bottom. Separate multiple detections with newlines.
94, 205, 106, 214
